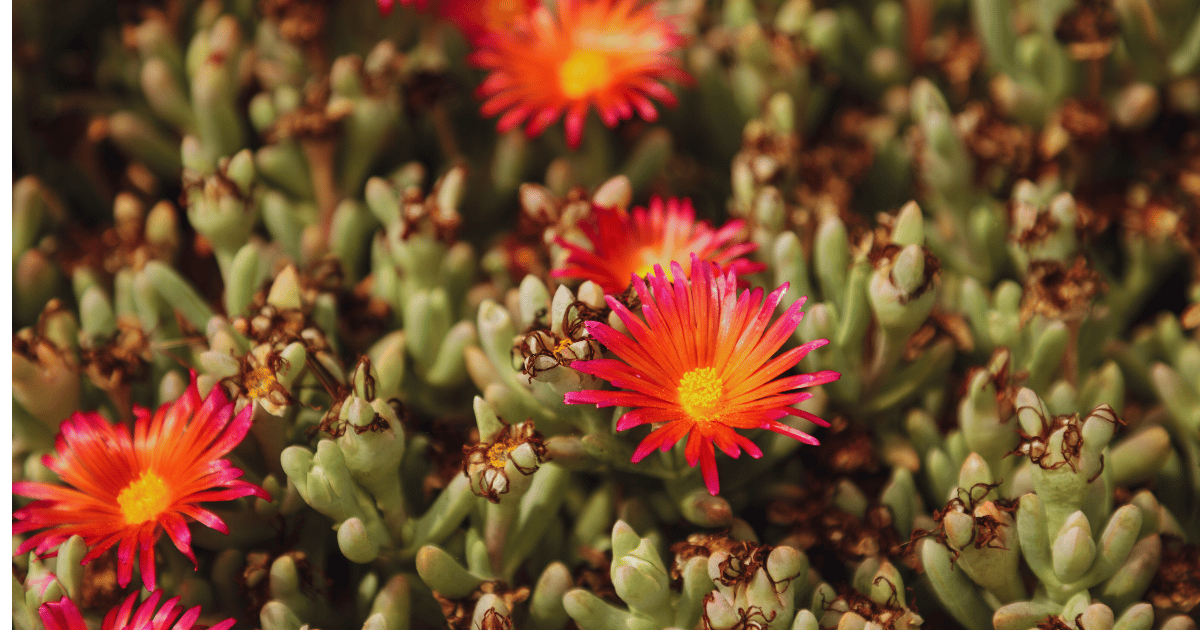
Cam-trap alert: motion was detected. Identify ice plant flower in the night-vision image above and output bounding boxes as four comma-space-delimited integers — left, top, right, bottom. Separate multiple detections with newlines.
471, 0, 691, 148
12, 374, 270, 591
553, 197, 766, 294
39, 590, 235, 630
564, 257, 840, 495
438, 0, 538, 45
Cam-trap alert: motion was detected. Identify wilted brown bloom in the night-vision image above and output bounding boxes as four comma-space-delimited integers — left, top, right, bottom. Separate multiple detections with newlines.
220, 344, 295, 416
1021, 256, 1107, 323
462, 420, 547, 503
1146, 536, 1200, 616
1054, 0, 1119, 60
817, 579, 921, 630
905, 482, 1017, 563
433, 581, 529, 630
1035, 615, 1078, 630
79, 322, 153, 391
1059, 100, 1110, 147
959, 103, 1035, 190
1010, 404, 1121, 474
516, 299, 606, 379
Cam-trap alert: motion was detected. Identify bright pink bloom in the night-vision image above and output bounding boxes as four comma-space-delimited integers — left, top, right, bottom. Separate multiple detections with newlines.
471, 0, 691, 148
553, 197, 765, 295
564, 257, 839, 495
13, 374, 269, 591
40, 591, 235, 630
438, 0, 539, 45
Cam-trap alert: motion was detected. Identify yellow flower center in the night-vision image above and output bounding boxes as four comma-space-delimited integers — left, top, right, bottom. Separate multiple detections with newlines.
553, 338, 574, 355
678, 367, 723, 421
245, 364, 276, 399
487, 442, 517, 467
117, 471, 172, 525
559, 49, 613, 99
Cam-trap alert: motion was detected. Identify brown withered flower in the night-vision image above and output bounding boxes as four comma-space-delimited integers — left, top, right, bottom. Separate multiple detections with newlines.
670, 532, 745, 580
928, 28, 983, 101
433, 581, 529, 630
1146, 536, 1200, 616
516, 299, 606, 379
904, 310, 975, 361
1035, 615, 1078, 630
79, 547, 124, 612
817, 579, 922, 630
79, 321, 153, 393
1054, 0, 1119, 60
700, 605, 776, 630
1020, 256, 1107, 324
312, 357, 406, 438
1010, 404, 1122, 475
905, 481, 1017, 563
462, 420, 548, 503
219, 344, 296, 416
958, 102, 1036, 191
796, 110, 877, 216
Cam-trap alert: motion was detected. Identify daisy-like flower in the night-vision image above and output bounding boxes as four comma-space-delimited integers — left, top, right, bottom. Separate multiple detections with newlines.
553, 197, 766, 294
438, 0, 538, 45
13, 374, 270, 591
471, 0, 691, 148
564, 256, 840, 495
39, 591, 235, 630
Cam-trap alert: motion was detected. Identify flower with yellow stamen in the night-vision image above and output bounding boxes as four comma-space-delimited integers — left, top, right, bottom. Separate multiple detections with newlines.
564, 256, 840, 495
553, 196, 765, 294
12, 373, 269, 590
471, 0, 691, 148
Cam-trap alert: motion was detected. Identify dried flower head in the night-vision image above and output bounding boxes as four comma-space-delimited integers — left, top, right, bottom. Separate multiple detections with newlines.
220, 344, 295, 415
13, 374, 270, 590
433, 582, 529, 630
517, 299, 608, 378
79, 323, 154, 392
904, 481, 1017, 563
1020, 256, 1107, 323
565, 256, 839, 495
553, 197, 765, 295
1011, 403, 1121, 474
471, 0, 690, 148
462, 421, 548, 502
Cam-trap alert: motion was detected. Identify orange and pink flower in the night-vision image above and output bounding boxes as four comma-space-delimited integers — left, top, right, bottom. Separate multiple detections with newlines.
471, 0, 690, 148
553, 197, 765, 294
39, 590, 235, 630
564, 257, 839, 495
13, 374, 269, 591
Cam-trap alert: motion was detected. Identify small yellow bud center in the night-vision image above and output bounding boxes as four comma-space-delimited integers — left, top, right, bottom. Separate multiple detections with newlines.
553, 338, 574, 355
678, 367, 723, 421
117, 471, 172, 525
559, 49, 613, 99
245, 364, 276, 399
487, 442, 517, 468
